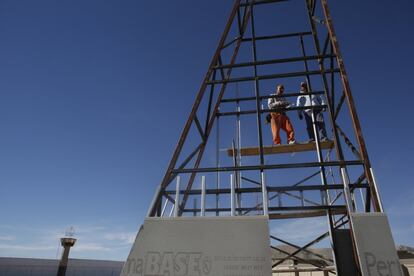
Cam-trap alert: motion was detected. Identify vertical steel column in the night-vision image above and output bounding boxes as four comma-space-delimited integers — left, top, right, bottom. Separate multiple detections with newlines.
261, 172, 268, 216
249, 4, 265, 167
235, 84, 243, 215
216, 116, 220, 216
299, 35, 330, 193
147, 184, 162, 217
160, 198, 169, 217
174, 176, 181, 218
249, 4, 268, 215
369, 168, 384, 212
303, 0, 355, 214
302, 1, 341, 274
193, 198, 197, 217
306, 1, 367, 274
330, 44, 335, 109
201, 175, 206, 216
230, 174, 236, 216
232, 138, 241, 215
299, 35, 338, 213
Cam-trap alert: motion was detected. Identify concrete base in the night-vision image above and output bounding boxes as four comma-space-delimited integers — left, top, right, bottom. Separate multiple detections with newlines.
121, 216, 272, 276
351, 213, 403, 276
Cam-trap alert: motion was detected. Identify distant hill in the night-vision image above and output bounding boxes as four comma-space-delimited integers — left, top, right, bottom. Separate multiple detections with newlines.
398, 245, 414, 259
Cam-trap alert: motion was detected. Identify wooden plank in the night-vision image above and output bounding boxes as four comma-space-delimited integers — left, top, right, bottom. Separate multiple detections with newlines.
227, 140, 334, 156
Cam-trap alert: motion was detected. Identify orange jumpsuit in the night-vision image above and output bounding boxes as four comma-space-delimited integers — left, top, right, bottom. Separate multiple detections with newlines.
270, 112, 295, 145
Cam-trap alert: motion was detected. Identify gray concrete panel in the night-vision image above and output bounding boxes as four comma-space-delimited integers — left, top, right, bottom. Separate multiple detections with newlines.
122, 216, 272, 276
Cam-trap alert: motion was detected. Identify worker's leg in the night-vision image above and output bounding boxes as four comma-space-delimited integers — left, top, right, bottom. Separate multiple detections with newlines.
315, 112, 328, 140
304, 113, 315, 141
281, 114, 295, 143
270, 113, 281, 145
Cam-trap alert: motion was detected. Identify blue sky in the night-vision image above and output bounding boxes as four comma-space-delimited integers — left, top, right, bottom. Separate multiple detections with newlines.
0, 0, 413, 261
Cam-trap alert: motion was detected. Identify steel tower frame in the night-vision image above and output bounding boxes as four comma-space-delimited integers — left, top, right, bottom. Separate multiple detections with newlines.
146, 0, 384, 274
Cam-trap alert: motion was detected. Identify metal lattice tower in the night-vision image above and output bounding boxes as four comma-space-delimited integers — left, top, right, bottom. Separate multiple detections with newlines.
145, 0, 390, 275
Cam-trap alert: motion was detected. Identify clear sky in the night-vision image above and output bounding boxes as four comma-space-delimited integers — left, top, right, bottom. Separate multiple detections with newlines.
0, 0, 413, 261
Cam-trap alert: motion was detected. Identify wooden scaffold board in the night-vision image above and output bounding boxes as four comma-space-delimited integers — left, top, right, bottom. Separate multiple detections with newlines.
227, 140, 334, 157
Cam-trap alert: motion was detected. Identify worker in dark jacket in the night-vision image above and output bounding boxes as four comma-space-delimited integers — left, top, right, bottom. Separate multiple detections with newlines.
268, 84, 296, 145
296, 82, 328, 142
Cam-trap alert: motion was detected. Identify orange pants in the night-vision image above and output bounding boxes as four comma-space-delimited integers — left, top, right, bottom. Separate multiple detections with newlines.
270, 113, 295, 144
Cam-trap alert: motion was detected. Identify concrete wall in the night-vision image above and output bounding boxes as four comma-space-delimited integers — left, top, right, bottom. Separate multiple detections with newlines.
272, 263, 413, 276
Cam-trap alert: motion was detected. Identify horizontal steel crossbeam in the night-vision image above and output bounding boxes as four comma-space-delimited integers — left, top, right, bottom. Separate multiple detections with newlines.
221, 91, 325, 103
206, 69, 340, 84
172, 160, 363, 174
214, 54, 336, 69
164, 183, 368, 195
181, 205, 346, 213
217, 105, 328, 117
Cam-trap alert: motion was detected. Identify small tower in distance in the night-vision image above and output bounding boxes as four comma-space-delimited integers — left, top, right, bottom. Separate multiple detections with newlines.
57, 226, 76, 276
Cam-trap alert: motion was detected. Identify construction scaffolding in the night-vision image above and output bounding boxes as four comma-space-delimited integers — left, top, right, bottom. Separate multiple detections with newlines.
142, 0, 397, 275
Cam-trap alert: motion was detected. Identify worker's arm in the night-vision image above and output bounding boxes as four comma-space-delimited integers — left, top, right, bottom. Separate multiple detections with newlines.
269, 95, 290, 110
268, 97, 275, 109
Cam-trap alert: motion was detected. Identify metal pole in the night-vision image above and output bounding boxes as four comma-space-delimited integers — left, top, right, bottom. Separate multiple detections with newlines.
216, 115, 220, 216
201, 175, 206, 216
261, 172, 268, 216
160, 199, 169, 217
339, 169, 355, 213
146, 184, 161, 217
236, 83, 243, 215
174, 176, 181, 218
169, 204, 174, 218
249, 4, 265, 166
193, 198, 197, 217
303, 1, 341, 274
230, 174, 235, 216
369, 168, 384, 212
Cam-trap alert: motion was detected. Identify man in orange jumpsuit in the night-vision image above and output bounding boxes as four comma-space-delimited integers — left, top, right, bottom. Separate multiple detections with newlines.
267, 84, 296, 145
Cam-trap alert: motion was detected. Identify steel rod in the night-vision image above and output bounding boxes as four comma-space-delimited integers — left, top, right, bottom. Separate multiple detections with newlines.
207, 69, 340, 84
230, 174, 235, 216
369, 168, 384, 212
215, 54, 336, 69
174, 176, 181, 217
249, 3, 266, 167
261, 172, 268, 215
165, 183, 368, 195
172, 160, 363, 174
181, 205, 346, 213
221, 91, 325, 103
240, 0, 289, 7
218, 104, 328, 116
241, 31, 312, 41
201, 176, 206, 216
